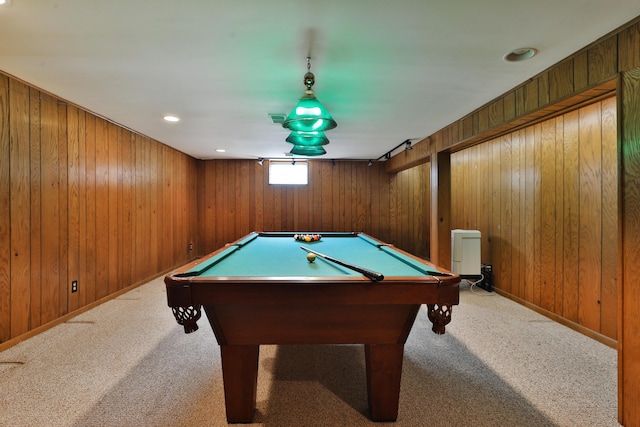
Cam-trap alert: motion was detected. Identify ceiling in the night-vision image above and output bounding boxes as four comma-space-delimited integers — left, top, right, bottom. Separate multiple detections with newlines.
1, 1, 639, 161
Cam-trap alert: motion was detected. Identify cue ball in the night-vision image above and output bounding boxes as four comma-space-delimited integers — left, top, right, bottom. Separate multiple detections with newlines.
306, 253, 316, 263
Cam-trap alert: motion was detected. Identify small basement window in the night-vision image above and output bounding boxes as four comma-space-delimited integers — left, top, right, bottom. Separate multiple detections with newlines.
269, 160, 308, 185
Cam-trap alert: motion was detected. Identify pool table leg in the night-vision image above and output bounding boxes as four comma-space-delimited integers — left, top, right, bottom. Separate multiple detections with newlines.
365, 343, 404, 422
220, 344, 259, 423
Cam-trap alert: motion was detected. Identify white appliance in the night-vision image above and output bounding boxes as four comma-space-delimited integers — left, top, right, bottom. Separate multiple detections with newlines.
451, 229, 481, 276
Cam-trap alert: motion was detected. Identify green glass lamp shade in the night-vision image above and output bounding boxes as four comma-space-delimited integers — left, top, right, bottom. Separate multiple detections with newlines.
286, 131, 329, 146
283, 91, 337, 132
289, 145, 327, 156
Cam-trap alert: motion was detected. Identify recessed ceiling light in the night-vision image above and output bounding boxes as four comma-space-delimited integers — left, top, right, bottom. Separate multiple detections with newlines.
163, 115, 180, 122
504, 48, 538, 62
0, 0, 11, 6
216, 149, 226, 153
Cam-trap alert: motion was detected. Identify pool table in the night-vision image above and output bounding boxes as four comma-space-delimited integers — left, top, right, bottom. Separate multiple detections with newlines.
166, 232, 460, 423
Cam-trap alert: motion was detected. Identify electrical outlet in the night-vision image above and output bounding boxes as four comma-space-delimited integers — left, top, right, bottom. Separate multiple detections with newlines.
189, 243, 193, 251
71, 280, 78, 293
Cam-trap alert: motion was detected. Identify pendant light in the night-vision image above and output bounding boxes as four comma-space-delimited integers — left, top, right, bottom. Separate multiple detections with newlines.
289, 145, 327, 156
285, 131, 330, 147
283, 57, 337, 133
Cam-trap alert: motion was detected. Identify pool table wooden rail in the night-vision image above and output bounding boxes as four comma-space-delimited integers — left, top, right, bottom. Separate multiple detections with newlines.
164, 232, 460, 422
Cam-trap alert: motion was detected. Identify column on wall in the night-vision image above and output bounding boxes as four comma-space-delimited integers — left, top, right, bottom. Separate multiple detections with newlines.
618, 67, 640, 427
429, 150, 452, 268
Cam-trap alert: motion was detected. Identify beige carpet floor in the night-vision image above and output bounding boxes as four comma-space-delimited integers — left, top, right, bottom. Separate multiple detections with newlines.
0, 277, 619, 427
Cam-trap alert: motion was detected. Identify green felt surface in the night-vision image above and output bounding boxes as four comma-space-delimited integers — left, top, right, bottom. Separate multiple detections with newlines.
188, 233, 442, 278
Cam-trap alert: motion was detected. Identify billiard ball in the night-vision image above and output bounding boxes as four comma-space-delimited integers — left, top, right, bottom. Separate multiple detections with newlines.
306, 253, 316, 263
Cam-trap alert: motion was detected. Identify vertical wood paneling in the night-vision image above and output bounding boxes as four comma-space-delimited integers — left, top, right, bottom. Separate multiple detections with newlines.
554, 117, 565, 315
67, 106, 80, 312
195, 159, 427, 259
397, 168, 408, 251
588, 36, 618, 86
344, 162, 354, 232
238, 160, 252, 236
573, 51, 589, 93
619, 66, 640, 427
450, 154, 463, 230
321, 162, 333, 231
163, 146, 175, 265
108, 123, 118, 295
578, 103, 603, 332
311, 162, 322, 228
413, 164, 427, 258
147, 139, 158, 277
224, 161, 236, 239
406, 167, 415, 248
84, 114, 97, 305
255, 162, 266, 232
540, 120, 556, 312
468, 148, 478, 229
0, 71, 199, 347
524, 126, 536, 303
518, 130, 527, 299
490, 138, 502, 289
331, 162, 345, 231
511, 132, 522, 298
618, 21, 640, 71
600, 96, 618, 338
0, 76, 10, 342
201, 162, 214, 253
379, 163, 391, 244
29, 88, 42, 329
550, 60, 574, 102
8, 80, 30, 338
120, 130, 134, 286
500, 135, 513, 294
357, 163, 369, 232
451, 98, 617, 339
533, 123, 543, 306
94, 118, 109, 299
40, 94, 60, 324
477, 142, 490, 263
299, 165, 311, 231
57, 104, 69, 317
262, 163, 275, 231
159, 145, 169, 267
77, 110, 87, 308
132, 134, 144, 283
562, 110, 580, 322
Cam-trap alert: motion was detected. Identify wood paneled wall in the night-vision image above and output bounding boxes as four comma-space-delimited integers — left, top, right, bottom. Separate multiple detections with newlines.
450, 97, 618, 340
0, 74, 198, 346
618, 67, 640, 427
196, 160, 430, 259
388, 16, 640, 173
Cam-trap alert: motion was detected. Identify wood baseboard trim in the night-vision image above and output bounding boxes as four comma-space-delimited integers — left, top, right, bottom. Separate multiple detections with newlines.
494, 289, 617, 350
0, 263, 190, 353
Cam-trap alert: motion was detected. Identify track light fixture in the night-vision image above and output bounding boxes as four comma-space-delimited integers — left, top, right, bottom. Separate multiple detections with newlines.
376, 139, 418, 162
